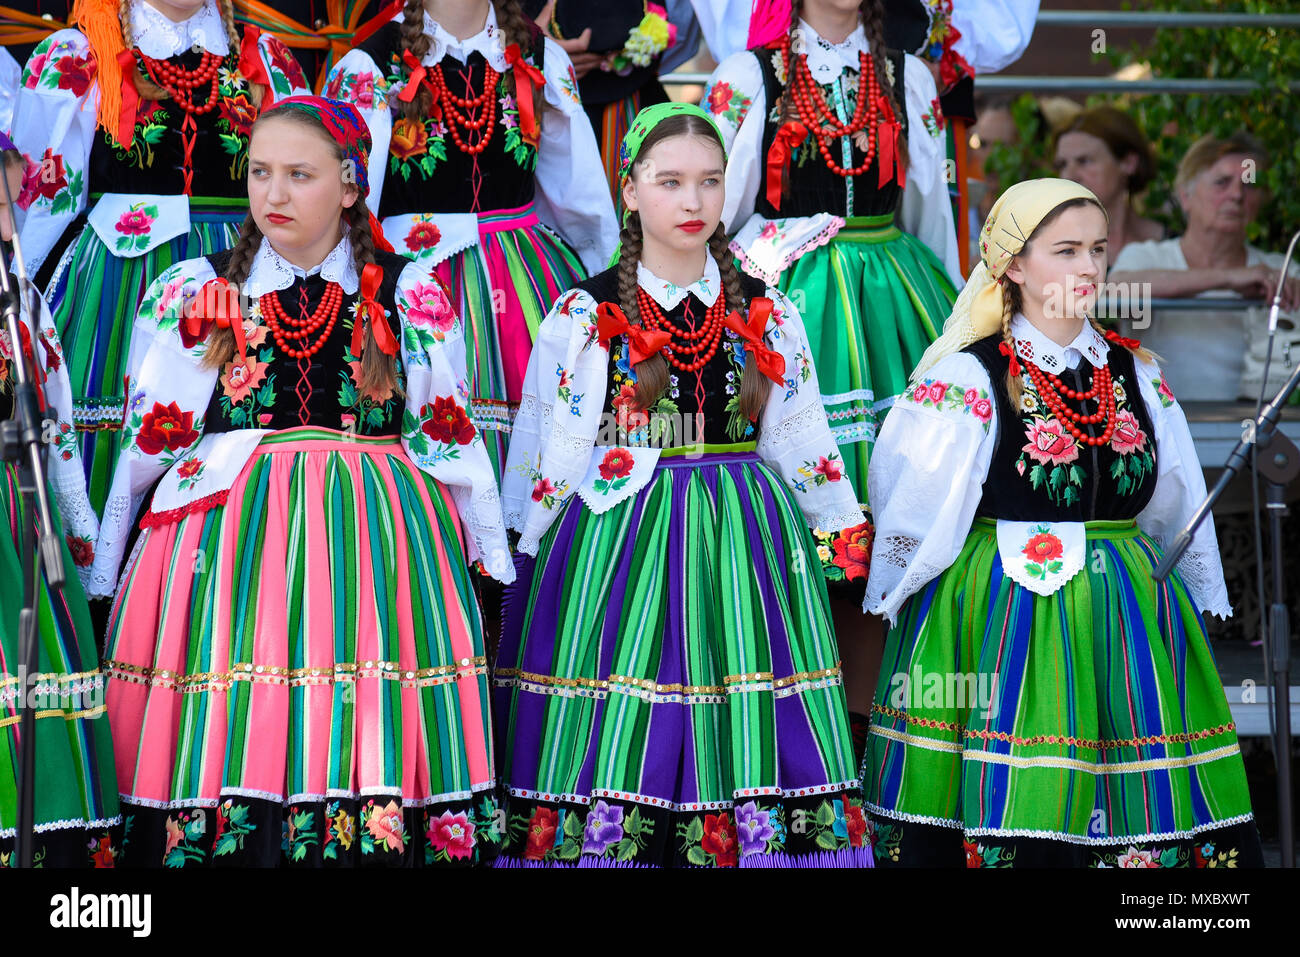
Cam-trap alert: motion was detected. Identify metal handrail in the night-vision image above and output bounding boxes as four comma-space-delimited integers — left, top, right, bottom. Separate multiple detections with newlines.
659, 73, 1299, 94
1034, 11, 1300, 28
1100, 298, 1270, 313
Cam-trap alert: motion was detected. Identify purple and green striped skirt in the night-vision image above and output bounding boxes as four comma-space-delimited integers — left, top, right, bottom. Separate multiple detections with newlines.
494, 447, 870, 868
864, 518, 1262, 867
103, 427, 500, 867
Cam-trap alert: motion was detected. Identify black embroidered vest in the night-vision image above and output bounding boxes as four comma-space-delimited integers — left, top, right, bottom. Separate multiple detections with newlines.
963, 334, 1159, 522
359, 22, 546, 217
577, 266, 770, 447
199, 248, 410, 435
754, 43, 908, 219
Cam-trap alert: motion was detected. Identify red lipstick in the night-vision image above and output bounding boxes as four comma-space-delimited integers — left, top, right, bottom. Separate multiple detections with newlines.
266, 213, 293, 224
678, 220, 705, 233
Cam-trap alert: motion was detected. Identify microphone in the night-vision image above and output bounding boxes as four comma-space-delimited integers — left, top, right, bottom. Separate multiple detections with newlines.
1266, 229, 1300, 335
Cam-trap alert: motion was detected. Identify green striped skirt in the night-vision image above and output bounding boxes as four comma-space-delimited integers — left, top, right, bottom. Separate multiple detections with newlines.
863, 518, 1262, 867
494, 448, 869, 867
103, 428, 499, 867
0, 464, 121, 867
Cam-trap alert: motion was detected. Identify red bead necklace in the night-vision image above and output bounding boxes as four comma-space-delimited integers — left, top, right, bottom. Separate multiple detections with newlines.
427, 62, 500, 155
1023, 357, 1118, 445
260, 283, 345, 359
636, 288, 727, 373
781, 37, 880, 178
137, 50, 225, 195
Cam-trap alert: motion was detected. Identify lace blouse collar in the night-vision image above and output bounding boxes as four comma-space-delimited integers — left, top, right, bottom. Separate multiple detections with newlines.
636, 257, 722, 310
797, 18, 869, 83
245, 231, 358, 298
421, 3, 508, 70
131, 0, 230, 59
1010, 313, 1110, 374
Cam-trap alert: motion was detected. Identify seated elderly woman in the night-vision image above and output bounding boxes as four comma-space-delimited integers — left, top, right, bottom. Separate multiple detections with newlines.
1053, 105, 1166, 258
1109, 132, 1300, 402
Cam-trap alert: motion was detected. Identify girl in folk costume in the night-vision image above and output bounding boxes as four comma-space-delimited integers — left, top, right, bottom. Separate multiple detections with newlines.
10, 0, 309, 516
861, 179, 1263, 867
702, 0, 961, 607
0, 140, 122, 868
496, 104, 870, 868
89, 97, 515, 867
325, 0, 618, 481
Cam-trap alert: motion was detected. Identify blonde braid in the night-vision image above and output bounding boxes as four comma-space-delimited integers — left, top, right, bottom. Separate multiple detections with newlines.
1000, 280, 1023, 409
218, 0, 240, 49
119, 0, 169, 101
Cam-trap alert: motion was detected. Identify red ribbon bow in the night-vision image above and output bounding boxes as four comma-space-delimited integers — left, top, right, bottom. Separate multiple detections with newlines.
765, 120, 808, 211
239, 25, 275, 107
1103, 328, 1142, 352
505, 43, 545, 147
595, 302, 671, 366
876, 96, 905, 189
351, 262, 399, 359
998, 340, 1022, 377
185, 278, 247, 363
398, 48, 432, 105
115, 50, 141, 150
721, 297, 786, 387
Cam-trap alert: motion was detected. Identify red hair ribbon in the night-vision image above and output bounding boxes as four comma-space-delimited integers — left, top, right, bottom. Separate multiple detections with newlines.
185, 278, 247, 364
722, 297, 786, 387
367, 210, 395, 253
1103, 328, 1142, 351
115, 50, 141, 150
764, 120, 807, 211
351, 0, 405, 49
505, 44, 545, 147
595, 302, 671, 366
352, 262, 399, 359
998, 340, 1021, 377
877, 97, 904, 189
398, 48, 432, 105
239, 26, 275, 107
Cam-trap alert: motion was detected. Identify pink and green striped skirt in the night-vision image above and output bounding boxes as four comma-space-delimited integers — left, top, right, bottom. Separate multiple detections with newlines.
494, 447, 869, 868
431, 201, 586, 484
864, 518, 1263, 867
103, 427, 499, 867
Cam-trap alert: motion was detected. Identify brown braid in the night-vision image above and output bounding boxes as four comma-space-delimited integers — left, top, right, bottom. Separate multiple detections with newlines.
119, 0, 168, 101
201, 213, 263, 369
998, 278, 1023, 408
216, 0, 241, 49
342, 199, 402, 399
398, 0, 433, 124
709, 223, 771, 419
492, 0, 535, 52
616, 213, 671, 410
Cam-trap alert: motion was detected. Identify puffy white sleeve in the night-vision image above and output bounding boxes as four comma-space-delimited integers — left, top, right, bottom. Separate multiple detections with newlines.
755, 288, 866, 532
1133, 357, 1232, 618
324, 49, 394, 216
687, 0, 754, 63
0, 46, 19, 132
702, 51, 767, 233
90, 260, 219, 598
531, 38, 620, 275
898, 53, 962, 287
951, 0, 1040, 74
501, 288, 608, 555
864, 352, 997, 623
12, 30, 98, 277
395, 261, 514, 583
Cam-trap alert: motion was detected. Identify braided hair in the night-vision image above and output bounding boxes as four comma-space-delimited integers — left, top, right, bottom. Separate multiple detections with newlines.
617, 114, 771, 420
203, 105, 397, 398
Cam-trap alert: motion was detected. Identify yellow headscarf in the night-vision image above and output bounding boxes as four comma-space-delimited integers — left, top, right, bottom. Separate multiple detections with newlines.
912, 178, 1107, 380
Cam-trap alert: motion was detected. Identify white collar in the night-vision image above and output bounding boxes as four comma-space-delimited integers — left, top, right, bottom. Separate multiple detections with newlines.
245, 232, 358, 298
1011, 313, 1110, 373
637, 258, 721, 310
797, 18, 868, 82
131, 0, 230, 59
421, 4, 507, 70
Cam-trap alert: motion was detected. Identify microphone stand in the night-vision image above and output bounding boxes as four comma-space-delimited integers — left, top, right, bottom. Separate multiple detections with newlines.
1153, 232, 1300, 869
0, 171, 66, 870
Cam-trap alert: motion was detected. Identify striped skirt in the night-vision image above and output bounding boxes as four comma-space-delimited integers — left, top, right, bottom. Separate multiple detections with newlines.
0, 464, 121, 867
494, 448, 869, 868
103, 428, 498, 867
430, 201, 587, 484
45, 199, 247, 516
863, 518, 1262, 868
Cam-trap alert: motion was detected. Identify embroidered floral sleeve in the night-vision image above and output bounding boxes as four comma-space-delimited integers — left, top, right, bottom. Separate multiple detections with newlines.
89, 260, 220, 598
257, 32, 312, 102
704, 50, 768, 233
864, 352, 999, 623
395, 261, 513, 583
531, 38, 620, 276
1133, 356, 1232, 618
324, 49, 393, 215
501, 288, 608, 555
754, 287, 865, 533
898, 52, 961, 286
12, 29, 98, 277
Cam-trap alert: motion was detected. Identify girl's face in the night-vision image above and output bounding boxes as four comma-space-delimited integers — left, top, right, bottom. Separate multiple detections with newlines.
143, 0, 211, 23
621, 134, 725, 256
247, 117, 359, 269
0, 163, 23, 243
1004, 203, 1109, 323
1053, 131, 1134, 205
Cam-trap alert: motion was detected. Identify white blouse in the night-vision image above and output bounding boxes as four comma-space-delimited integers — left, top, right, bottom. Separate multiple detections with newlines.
501, 260, 866, 555
324, 3, 618, 274
702, 19, 962, 287
864, 314, 1232, 623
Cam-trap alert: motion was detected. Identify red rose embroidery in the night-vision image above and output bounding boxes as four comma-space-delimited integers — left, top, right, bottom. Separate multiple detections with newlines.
831, 521, 873, 582
177, 458, 203, 479
598, 448, 634, 480
700, 812, 738, 868
1022, 533, 1063, 563
844, 803, 867, 848
405, 221, 442, 252
115, 209, 154, 235
531, 478, 556, 502
390, 119, 429, 161
421, 395, 476, 445
813, 455, 842, 482
1110, 409, 1147, 455
707, 81, 733, 114
963, 839, 982, 868
135, 401, 199, 455
54, 54, 95, 98
219, 92, 257, 136
65, 534, 94, 568
523, 807, 558, 861
90, 835, 114, 868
